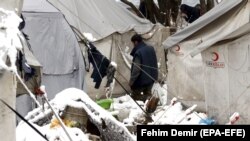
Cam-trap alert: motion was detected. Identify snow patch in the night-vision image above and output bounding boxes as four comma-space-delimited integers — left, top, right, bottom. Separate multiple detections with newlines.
0, 8, 22, 72
83, 32, 97, 42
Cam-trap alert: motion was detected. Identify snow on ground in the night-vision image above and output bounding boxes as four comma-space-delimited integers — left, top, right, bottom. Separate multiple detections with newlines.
16, 122, 89, 141
113, 97, 213, 126
17, 85, 215, 141
111, 83, 214, 126
17, 88, 136, 141
83, 32, 97, 42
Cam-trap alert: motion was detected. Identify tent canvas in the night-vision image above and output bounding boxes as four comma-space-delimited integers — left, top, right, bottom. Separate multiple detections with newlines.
162, 0, 250, 123
46, 0, 170, 99
87, 26, 169, 99
48, 0, 154, 41
163, 0, 244, 50
22, 0, 86, 99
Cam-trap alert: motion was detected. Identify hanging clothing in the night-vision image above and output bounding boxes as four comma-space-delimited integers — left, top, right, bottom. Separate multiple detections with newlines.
105, 64, 116, 88
17, 51, 35, 81
88, 43, 110, 89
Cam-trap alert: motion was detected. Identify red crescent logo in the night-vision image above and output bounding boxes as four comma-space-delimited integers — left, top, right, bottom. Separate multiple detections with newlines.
175, 45, 180, 51
212, 52, 219, 61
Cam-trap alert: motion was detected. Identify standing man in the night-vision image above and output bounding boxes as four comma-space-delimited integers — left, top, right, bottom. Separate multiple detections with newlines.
129, 34, 158, 102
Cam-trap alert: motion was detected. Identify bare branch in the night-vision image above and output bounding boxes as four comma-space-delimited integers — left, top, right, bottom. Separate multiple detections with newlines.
120, 0, 144, 18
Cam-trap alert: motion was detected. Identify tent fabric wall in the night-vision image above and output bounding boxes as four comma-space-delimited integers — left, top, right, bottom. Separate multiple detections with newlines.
22, 1, 86, 99
164, 0, 250, 123
203, 33, 250, 124
23, 13, 80, 75
47, 0, 153, 41
22, 12, 85, 99
202, 44, 230, 123
166, 39, 205, 110
85, 25, 169, 99
190, 1, 249, 56
227, 35, 250, 124
166, 0, 249, 103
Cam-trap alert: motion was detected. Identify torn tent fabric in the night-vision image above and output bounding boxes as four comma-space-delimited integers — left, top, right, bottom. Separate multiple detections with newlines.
88, 43, 110, 89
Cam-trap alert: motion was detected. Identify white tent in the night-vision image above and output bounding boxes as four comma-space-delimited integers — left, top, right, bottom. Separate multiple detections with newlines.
162, 0, 250, 123
22, 0, 86, 99
181, 0, 200, 7
46, 0, 169, 99
48, 0, 153, 41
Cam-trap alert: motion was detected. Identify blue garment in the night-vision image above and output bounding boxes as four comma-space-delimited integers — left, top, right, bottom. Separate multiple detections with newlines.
88, 43, 110, 89
199, 118, 216, 125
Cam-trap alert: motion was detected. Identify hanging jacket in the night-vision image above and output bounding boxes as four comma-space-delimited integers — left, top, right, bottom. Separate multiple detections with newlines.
88, 43, 110, 89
